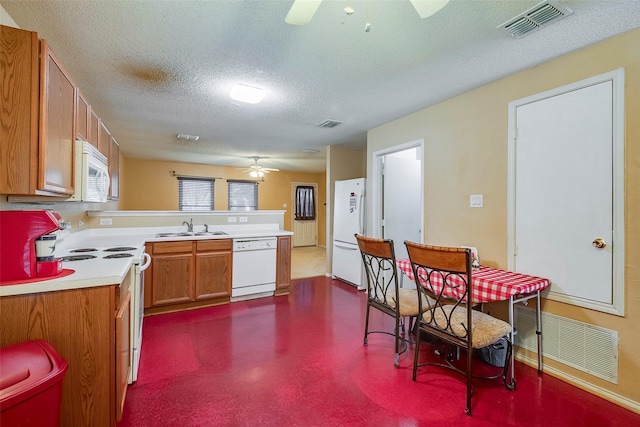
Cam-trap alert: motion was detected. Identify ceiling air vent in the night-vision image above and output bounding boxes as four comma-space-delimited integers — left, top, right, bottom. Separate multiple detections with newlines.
499, 0, 573, 38
317, 120, 343, 128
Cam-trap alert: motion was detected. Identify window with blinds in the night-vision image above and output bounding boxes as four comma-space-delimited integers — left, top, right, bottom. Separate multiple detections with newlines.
178, 177, 214, 211
228, 180, 258, 211
295, 185, 316, 220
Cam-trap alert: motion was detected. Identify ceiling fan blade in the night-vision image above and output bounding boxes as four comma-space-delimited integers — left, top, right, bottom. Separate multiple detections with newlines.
285, 0, 322, 25
409, 0, 449, 19
263, 168, 280, 172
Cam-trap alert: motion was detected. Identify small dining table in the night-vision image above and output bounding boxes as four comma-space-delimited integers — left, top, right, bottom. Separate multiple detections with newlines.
395, 258, 551, 379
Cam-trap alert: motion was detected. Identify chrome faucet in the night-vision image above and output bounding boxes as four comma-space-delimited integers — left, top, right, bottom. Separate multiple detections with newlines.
182, 218, 193, 233
204, 224, 209, 232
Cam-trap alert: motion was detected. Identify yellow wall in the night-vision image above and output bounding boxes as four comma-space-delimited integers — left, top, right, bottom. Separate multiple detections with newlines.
121, 157, 326, 246
367, 28, 640, 409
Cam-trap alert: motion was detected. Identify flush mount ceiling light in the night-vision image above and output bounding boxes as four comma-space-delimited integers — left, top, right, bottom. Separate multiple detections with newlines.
229, 84, 266, 104
285, 0, 449, 25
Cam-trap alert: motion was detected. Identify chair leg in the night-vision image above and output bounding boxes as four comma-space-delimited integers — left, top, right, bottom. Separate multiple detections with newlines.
363, 303, 371, 345
502, 338, 517, 390
412, 323, 421, 381
466, 341, 473, 416
394, 315, 401, 368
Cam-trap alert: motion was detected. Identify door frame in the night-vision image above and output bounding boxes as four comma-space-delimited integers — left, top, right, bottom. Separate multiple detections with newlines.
291, 182, 318, 247
371, 139, 424, 240
507, 68, 625, 316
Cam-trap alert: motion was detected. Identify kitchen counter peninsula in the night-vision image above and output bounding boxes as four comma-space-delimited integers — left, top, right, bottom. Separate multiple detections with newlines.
0, 223, 292, 297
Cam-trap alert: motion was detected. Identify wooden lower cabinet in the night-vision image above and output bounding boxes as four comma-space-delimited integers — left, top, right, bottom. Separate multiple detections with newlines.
0, 274, 131, 427
151, 253, 193, 305
276, 235, 292, 295
145, 239, 232, 313
195, 240, 232, 300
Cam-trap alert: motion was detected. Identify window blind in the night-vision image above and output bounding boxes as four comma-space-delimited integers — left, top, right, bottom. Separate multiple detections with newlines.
228, 180, 258, 211
178, 177, 214, 211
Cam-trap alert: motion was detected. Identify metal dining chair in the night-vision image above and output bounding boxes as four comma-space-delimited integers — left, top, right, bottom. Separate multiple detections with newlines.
355, 234, 428, 367
404, 241, 515, 415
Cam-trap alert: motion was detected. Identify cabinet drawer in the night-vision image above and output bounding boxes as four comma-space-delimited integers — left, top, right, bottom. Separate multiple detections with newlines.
197, 239, 232, 252
152, 241, 193, 254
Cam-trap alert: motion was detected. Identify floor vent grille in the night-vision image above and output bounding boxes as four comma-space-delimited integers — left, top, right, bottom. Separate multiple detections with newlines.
515, 305, 618, 383
499, 0, 573, 38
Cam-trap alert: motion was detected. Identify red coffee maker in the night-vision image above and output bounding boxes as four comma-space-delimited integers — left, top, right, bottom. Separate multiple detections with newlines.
0, 210, 65, 282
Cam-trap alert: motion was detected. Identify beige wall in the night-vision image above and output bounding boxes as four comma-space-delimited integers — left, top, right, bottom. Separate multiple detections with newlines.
121, 157, 326, 245
325, 145, 366, 270
367, 28, 640, 409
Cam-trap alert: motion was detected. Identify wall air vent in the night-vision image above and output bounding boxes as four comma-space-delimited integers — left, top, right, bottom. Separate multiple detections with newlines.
317, 120, 343, 128
499, 0, 573, 38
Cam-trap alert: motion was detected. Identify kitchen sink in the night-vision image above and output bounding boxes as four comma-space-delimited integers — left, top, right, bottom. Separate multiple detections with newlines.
155, 231, 227, 238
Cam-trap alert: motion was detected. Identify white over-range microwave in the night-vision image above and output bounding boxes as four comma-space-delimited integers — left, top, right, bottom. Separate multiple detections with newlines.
67, 140, 110, 203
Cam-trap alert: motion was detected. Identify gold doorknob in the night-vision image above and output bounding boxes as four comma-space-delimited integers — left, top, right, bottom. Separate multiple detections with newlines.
592, 238, 607, 249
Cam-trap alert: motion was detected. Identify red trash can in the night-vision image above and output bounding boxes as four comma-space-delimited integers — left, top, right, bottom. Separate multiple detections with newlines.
0, 339, 68, 427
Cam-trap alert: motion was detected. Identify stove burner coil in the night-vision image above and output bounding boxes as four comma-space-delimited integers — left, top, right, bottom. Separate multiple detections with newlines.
62, 254, 98, 262
104, 247, 138, 252
103, 253, 134, 259
70, 248, 98, 253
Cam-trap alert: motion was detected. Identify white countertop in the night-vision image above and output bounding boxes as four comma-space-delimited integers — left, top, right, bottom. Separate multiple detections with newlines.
1, 224, 293, 297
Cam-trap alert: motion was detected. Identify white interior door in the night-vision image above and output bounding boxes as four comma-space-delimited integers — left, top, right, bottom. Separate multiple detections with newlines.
382, 148, 422, 261
509, 69, 624, 315
292, 183, 317, 247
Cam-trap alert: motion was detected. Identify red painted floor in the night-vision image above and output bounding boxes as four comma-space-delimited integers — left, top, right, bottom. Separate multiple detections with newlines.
119, 277, 640, 426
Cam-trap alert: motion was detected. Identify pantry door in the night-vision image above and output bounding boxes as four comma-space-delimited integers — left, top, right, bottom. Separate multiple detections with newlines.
507, 69, 624, 315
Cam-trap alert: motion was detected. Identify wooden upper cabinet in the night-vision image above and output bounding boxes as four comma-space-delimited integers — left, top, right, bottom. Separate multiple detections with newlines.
76, 89, 89, 141
89, 109, 100, 148
109, 136, 119, 200
0, 26, 42, 195
38, 40, 76, 195
98, 119, 111, 159
0, 26, 76, 196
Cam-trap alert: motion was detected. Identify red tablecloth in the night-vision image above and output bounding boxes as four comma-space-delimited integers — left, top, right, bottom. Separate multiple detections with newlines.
395, 258, 550, 303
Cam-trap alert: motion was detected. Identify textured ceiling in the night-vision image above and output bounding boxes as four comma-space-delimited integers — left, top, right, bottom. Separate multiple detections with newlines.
2, 1, 640, 172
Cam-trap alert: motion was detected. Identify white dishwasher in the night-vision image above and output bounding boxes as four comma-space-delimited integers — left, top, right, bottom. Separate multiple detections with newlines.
231, 237, 277, 301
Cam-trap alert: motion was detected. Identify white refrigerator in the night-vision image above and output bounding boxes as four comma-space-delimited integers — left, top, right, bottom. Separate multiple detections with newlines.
332, 178, 366, 290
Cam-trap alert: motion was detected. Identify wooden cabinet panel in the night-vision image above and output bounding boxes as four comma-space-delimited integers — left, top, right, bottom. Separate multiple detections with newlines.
151, 254, 193, 306
109, 136, 120, 200
115, 291, 131, 422
276, 235, 292, 291
39, 39, 75, 195
76, 89, 89, 141
196, 239, 232, 251
0, 286, 116, 427
195, 249, 231, 300
89, 109, 99, 148
152, 240, 193, 254
98, 119, 111, 159
0, 26, 43, 194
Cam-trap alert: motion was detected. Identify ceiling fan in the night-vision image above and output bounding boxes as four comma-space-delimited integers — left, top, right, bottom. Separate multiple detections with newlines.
240, 156, 280, 178
285, 0, 450, 26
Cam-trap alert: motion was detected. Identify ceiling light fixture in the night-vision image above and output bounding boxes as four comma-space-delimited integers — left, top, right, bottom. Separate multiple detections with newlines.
229, 84, 266, 104
249, 170, 265, 178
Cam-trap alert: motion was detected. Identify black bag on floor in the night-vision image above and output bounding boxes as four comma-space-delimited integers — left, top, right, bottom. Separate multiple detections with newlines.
479, 337, 508, 367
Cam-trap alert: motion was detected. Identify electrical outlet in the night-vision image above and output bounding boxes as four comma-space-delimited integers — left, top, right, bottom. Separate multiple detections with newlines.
100, 218, 113, 226
78, 220, 84, 228
239, 216, 248, 223
470, 194, 483, 208
228, 217, 237, 223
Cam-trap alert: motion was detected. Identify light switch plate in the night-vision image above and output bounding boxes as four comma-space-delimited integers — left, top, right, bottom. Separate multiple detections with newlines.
470, 194, 483, 208
228, 216, 237, 223
100, 218, 112, 225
